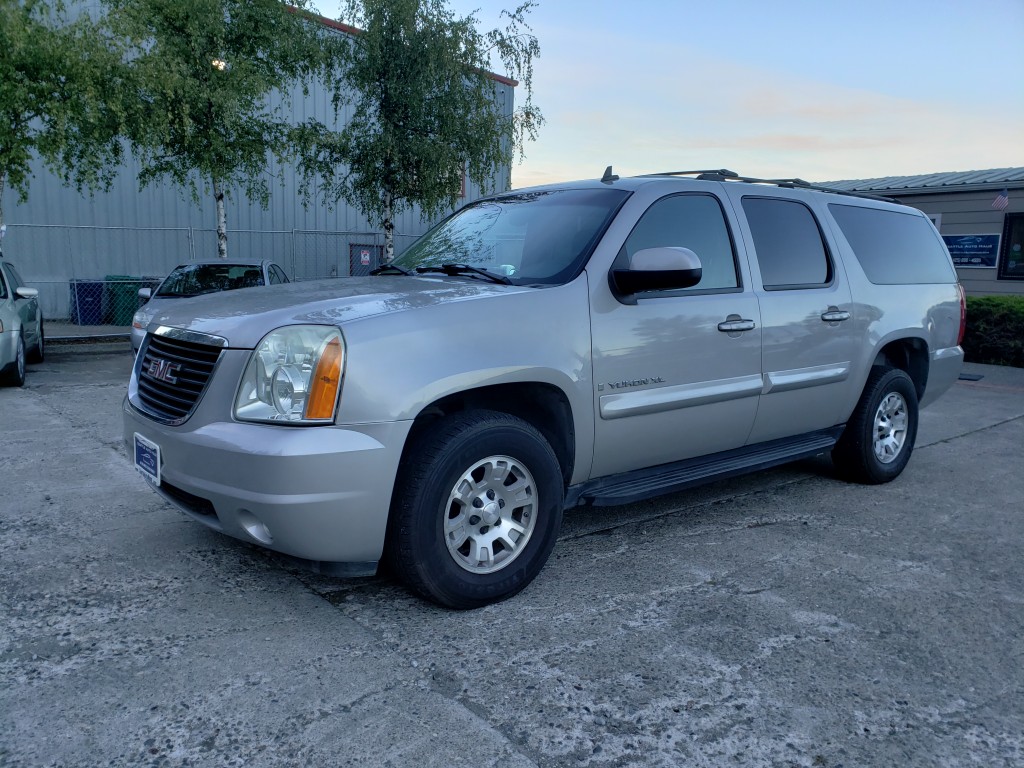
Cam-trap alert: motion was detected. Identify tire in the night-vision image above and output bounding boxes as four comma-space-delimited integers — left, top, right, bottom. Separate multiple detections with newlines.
832, 366, 918, 484
385, 410, 564, 609
2, 333, 27, 387
27, 319, 44, 364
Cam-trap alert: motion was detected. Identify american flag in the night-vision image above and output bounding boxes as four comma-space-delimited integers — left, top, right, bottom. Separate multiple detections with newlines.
991, 188, 1010, 210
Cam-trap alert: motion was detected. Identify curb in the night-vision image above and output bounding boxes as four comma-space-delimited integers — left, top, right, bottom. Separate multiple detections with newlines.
49, 339, 132, 355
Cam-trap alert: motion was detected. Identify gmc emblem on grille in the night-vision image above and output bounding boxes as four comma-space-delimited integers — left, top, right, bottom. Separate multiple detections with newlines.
147, 358, 182, 384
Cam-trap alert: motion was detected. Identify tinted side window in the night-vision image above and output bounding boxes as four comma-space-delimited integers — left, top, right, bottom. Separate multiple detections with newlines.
828, 203, 957, 284
621, 194, 739, 291
742, 197, 831, 289
273, 266, 290, 283
0, 266, 8, 299
268, 266, 282, 285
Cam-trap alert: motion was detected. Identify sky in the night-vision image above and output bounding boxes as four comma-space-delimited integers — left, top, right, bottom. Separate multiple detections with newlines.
314, 0, 1024, 188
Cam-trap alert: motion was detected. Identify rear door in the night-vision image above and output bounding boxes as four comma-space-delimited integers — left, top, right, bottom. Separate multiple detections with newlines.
723, 190, 857, 443
589, 191, 762, 478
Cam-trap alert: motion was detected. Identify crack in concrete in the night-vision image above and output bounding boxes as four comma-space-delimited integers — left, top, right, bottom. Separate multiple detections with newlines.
919, 412, 1024, 449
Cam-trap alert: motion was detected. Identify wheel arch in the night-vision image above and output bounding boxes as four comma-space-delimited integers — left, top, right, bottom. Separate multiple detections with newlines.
400, 382, 577, 489
871, 335, 929, 401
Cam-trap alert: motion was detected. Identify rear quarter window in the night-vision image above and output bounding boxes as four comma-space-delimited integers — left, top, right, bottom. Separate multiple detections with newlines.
828, 203, 957, 284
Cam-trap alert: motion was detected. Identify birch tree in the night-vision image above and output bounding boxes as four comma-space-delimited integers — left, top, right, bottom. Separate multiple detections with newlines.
296, 0, 543, 261
0, 0, 123, 256
104, 0, 322, 259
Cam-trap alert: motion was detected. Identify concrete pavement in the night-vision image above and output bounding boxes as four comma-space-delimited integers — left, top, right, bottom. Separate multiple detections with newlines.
1, 346, 1022, 767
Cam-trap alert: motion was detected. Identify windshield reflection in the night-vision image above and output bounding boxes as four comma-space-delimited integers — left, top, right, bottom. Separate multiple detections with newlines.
394, 189, 630, 285
156, 264, 265, 297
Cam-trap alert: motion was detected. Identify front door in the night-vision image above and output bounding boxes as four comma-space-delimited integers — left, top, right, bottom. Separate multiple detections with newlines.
590, 192, 762, 478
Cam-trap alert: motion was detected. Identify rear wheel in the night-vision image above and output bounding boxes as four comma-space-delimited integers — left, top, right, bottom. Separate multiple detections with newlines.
386, 410, 564, 609
833, 366, 918, 484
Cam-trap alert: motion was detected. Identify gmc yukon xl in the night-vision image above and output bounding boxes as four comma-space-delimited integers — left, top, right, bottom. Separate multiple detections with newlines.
123, 169, 965, 608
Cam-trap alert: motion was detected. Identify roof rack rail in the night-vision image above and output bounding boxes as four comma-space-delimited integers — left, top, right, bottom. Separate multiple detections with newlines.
636, 169, 739, 180
638, 170, 899, 204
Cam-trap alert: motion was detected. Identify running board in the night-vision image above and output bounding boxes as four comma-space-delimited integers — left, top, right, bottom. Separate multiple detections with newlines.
566, 427, 843, 508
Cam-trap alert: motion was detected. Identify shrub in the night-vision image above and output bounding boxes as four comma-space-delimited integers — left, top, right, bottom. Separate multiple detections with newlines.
962, 295, 1024, 368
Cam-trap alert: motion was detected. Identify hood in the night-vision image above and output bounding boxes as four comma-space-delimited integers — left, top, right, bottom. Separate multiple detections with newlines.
145, 275, 530, 348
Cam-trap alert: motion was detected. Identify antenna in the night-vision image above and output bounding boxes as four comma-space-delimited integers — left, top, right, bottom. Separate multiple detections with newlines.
601, 166, 619, 183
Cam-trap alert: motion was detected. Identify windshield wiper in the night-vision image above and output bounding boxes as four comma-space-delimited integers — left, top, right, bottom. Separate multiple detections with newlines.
370, 263, 412, 276
415, 263, 511, 285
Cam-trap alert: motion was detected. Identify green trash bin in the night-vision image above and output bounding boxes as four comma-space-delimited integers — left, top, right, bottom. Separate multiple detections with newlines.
104, 274, 142, 326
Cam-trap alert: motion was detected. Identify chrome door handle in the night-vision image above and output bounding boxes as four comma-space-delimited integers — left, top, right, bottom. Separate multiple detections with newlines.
717, 318, 756, 333
821, 309, 851, 323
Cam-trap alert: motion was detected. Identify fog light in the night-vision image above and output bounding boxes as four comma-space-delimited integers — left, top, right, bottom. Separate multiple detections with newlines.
238, 510, 272, 544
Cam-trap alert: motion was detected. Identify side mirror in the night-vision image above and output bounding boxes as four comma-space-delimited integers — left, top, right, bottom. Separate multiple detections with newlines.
138, 287, 152, 301
610, 247, 702, 300
14, 287, 39, 300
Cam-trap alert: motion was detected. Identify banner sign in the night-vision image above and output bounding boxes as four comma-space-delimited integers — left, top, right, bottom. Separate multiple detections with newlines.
943, 234, 1000, 268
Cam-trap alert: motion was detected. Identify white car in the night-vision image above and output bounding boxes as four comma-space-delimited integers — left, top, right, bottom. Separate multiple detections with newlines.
0, 259, 44, 387
131, 259, 289, 353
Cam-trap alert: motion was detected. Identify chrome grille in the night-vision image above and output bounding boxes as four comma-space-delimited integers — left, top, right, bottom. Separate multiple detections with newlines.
135, 332, 223, 424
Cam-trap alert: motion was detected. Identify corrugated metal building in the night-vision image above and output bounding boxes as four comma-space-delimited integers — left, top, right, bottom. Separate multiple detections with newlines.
1, 8, 516, 322
825, 168, 1024, 297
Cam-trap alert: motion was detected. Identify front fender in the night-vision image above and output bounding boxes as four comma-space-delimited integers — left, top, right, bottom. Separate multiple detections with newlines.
336, 278, 596, 481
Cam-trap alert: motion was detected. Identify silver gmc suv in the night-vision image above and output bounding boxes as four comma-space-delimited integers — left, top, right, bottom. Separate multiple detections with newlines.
123, 169, 966, 608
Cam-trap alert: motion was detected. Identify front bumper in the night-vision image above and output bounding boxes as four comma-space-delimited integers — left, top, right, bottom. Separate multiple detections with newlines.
130, 325, 145, 354
123, 396, 412, 567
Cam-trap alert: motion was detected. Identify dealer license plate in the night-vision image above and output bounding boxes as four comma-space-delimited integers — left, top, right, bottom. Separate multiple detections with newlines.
134, 433, 161, 486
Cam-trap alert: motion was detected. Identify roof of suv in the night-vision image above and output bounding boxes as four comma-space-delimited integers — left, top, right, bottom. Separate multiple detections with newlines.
506, 168, 899, 204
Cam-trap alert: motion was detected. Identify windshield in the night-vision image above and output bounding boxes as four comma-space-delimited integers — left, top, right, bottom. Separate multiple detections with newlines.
155, 264, 264, 297
393, 188, 629, 285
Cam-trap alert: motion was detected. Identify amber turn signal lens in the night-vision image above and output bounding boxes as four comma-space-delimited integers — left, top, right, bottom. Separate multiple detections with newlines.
305, 337, 343, 420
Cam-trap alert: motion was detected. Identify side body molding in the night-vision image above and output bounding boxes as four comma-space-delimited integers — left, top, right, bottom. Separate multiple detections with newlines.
761, 362, 852, 395
598, 362, 852, 421
599, 374, 763, 420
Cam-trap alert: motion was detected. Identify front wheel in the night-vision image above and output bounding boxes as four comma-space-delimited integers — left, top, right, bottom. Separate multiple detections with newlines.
832, 366, 918, 484
385, 410, 564, 609
2, 333, 26, 387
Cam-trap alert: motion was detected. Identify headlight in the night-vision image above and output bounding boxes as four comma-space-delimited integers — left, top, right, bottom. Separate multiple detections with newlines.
132, 309, 150, 330
234, 326, 344, 424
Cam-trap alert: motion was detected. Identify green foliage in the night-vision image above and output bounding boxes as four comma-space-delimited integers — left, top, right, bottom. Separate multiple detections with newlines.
0, 0, 124, 229
963, 295, 1024, 368
296, 0, 543, 256
103, 0, 324, 254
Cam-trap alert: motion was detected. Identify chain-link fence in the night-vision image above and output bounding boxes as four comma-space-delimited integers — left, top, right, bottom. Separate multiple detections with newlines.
3, 224, 420, 336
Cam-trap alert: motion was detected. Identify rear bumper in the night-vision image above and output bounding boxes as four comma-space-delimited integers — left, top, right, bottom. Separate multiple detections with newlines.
921, 345, 964, 408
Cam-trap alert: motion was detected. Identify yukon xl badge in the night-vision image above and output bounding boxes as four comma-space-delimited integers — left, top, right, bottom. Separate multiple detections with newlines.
147, 358, 182, 384
598, 376, 665, 391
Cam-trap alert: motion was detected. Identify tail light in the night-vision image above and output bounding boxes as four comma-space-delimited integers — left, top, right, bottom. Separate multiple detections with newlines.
957, 284, 966, 346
